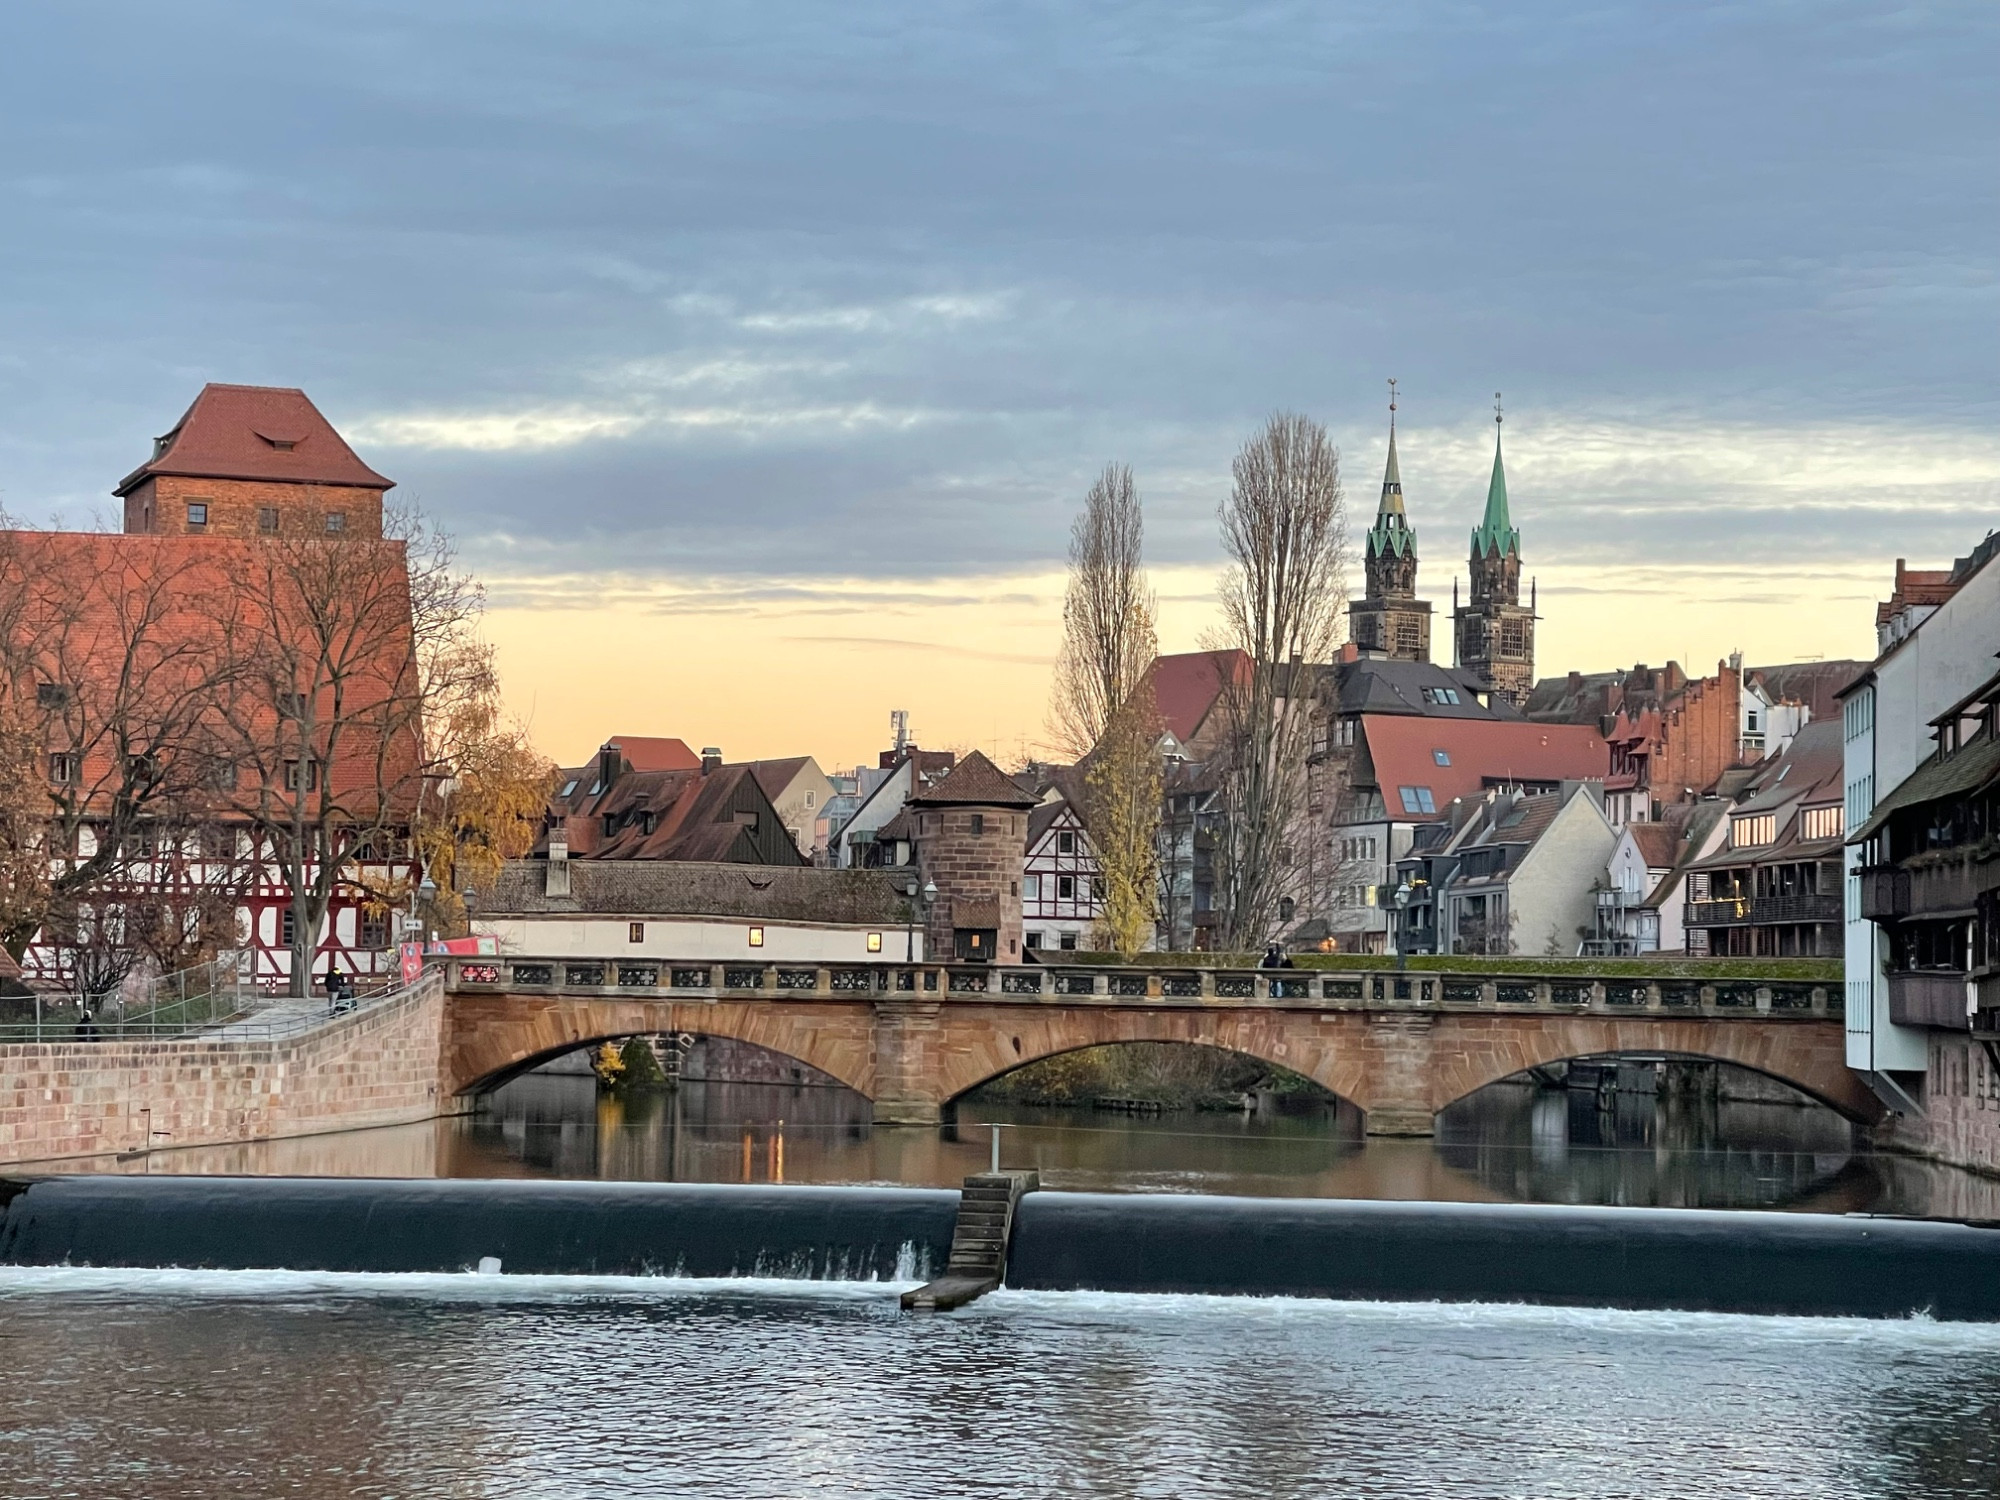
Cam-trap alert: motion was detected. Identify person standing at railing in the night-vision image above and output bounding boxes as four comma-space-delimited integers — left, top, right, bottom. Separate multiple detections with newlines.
74, 1009, 98, 1042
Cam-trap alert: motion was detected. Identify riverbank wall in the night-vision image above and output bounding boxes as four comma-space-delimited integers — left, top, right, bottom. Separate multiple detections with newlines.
0, 974, 451, 1166
7, 1176, 2000, 1320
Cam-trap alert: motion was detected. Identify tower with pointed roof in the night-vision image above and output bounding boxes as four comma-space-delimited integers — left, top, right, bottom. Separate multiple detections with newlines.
1453, 397, 1536, 704
1347, 382, 1432, 661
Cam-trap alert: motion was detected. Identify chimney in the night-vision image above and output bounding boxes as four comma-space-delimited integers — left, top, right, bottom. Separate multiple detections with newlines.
545, 833, 571, 897
701, 746, 722, 776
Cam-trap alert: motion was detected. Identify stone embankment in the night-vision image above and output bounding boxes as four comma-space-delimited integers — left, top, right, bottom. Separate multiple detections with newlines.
0, 973, 450, 1166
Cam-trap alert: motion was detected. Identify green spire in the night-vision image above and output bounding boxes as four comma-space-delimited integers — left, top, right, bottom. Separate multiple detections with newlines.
1470, 396, 1520, 559
1367, 382, 1415, 559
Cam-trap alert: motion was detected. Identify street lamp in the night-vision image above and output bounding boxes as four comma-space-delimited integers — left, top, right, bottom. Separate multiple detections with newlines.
416, 874, 438, 942
1393, 881, 1412, 973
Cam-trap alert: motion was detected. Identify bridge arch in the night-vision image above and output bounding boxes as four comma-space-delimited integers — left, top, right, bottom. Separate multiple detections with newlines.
1422, 1016, 1882, 1125
950, 1036, 1359, 1113
444, 995, 879, 1099
929, 1007, 1374, 1115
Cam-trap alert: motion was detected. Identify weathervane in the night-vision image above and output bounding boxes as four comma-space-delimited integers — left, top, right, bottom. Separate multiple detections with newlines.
1494, 391, 1503, 427
1387, 377, 1398, 433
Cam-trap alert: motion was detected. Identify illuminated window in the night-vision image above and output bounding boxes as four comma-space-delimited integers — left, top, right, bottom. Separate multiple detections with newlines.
747, 926, 764, 947
629, 922, 645, 943
866, 931, 882, 953
1801, 805, 1844, 842
1732, 814, 1776, 847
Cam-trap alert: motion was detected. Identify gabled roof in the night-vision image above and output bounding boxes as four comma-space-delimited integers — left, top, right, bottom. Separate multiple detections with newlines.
116, 384, 393, 496
1358, 715, 1608, 816
742, 756, 814, 799
1626, 820, 1683, 870
1139, 649, 1252, 744
606, 735, 701, 772
908, 749, 1039, 808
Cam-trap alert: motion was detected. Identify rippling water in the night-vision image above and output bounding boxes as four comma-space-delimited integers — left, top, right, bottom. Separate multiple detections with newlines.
2, 1269, 1997, 1498
55, 1069, 2000, 1221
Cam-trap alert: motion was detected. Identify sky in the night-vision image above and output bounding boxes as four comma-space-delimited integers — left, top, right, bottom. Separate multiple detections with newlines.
3, 2, 1997, 770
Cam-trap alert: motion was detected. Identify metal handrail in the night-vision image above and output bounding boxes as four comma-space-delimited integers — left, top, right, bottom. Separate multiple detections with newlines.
0, 967, 423, 1046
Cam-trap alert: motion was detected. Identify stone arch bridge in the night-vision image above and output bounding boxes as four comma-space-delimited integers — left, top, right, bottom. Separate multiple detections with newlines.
441, 957, 1873, 1135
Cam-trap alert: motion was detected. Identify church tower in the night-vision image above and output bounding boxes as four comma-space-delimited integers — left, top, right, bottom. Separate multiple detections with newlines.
1453, 396, 1536, 704
1347, 381, 1432, 661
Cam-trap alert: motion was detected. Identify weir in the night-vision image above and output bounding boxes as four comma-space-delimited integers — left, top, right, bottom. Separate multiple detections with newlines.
6, 1175, 2000, 1321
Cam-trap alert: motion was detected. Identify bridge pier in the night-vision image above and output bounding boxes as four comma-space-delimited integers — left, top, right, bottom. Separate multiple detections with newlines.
1362, 1012, 1439, 1137
872, 997, 946, 1126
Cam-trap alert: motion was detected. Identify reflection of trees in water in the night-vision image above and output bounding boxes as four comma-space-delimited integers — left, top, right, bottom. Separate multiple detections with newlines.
1437, 1062, 1861, 1211
969, 1041, 1339, 1110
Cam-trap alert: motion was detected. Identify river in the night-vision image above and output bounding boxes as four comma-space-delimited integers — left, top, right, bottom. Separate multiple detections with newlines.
60, 1065, 2000, 1220
2, 1269, 1997, 1497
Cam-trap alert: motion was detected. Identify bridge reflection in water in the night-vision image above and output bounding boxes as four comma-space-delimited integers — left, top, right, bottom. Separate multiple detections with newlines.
427, 1048, 2000, 1220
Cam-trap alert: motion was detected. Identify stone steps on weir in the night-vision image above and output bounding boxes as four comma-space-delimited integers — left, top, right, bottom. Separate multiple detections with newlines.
901, 1171, 1039, 1312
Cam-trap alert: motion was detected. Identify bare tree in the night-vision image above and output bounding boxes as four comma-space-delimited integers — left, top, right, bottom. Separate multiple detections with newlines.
0, 532, 236, 962
209, 512, 482, 994
1051, 464, 1155, 758
1051, 464, 1161, 951
1210, 413, 1350, 951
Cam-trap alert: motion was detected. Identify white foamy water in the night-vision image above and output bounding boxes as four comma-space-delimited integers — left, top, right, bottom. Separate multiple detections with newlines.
2, 1267, 1997, 1498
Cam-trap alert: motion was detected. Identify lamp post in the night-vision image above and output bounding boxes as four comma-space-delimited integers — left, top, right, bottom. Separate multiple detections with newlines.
416, 874, 438, 943
1393, 881, 1412, 973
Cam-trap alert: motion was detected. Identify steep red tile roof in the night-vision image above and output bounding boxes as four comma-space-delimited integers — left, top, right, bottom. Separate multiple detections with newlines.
1361, 715, 1608, 816
1140, 649, 1252, 744
1627, 820, 1682, 869
908, 749, 1039, 808
605, 735, 701, 772
116, 384, 393, 496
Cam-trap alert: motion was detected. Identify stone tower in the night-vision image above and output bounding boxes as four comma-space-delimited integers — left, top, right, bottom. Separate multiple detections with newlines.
909, 750, 1038, 963
1453, 402, 1536, 704
1347, 386, 1431, 661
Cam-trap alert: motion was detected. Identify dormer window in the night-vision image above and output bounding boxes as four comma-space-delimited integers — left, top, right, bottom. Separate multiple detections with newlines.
270, 440, 295, 450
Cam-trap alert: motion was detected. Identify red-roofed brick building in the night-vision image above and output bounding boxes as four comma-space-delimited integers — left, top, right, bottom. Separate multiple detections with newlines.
117, 384, 394, 541
8, 386, 424, 995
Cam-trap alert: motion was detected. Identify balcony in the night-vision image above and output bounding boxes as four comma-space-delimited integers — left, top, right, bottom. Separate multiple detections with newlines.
1858, 867, 1909, 920
1686, 893, 1841, 929
1751, 893, 1842, 924
1686, 897, 1751, 927
1888, 970, 1971, 1030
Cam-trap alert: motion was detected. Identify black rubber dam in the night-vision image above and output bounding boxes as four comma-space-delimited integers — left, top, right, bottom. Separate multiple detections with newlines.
6, 1176, 2000, 1321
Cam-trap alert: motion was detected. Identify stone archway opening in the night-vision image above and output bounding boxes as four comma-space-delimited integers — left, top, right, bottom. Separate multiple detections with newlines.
1434, 1051, 1868, 1212
958, 1039, 1361, 1123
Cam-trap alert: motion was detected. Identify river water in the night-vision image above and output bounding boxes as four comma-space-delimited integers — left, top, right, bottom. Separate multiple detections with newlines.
60, 1067, 2000, 1220
9, 1069, 2000, 1495
2, 1269, 1997, 1498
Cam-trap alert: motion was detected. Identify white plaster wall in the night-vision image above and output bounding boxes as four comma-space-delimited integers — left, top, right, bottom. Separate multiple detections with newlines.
1846, 550, 2000, 1073
477, 914, 900, 962
1510, 794, 1619, 958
